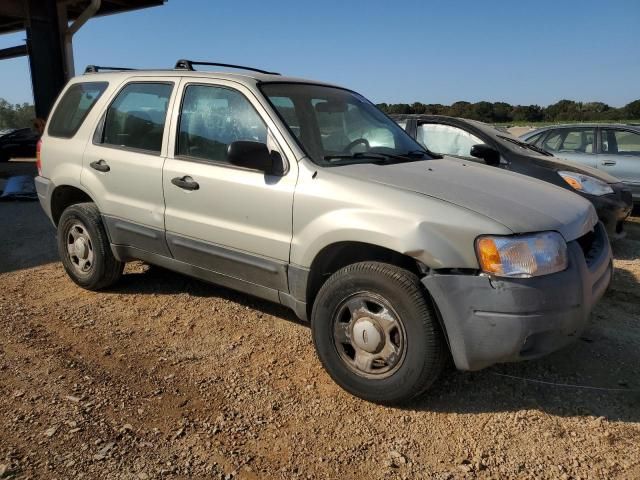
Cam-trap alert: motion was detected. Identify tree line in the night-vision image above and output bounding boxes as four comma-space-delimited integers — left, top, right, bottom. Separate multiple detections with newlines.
0, 98, 36, 130
2, 96, 639, 129
377, 99, 640, 124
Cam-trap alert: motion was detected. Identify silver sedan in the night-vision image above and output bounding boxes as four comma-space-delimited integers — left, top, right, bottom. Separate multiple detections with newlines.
521, 124, 640, 202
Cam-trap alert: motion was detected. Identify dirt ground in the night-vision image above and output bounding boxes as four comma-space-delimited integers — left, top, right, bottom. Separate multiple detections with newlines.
0, 161, 639, 479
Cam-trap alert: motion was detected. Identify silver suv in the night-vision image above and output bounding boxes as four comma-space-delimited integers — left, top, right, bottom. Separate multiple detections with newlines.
36, 60, 612, 404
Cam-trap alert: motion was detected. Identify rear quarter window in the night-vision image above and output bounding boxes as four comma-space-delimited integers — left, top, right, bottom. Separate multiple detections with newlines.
48, 82, 108, 138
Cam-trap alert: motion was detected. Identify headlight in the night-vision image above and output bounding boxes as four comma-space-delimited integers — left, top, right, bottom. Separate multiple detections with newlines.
558, 171, 613, 196
475, 231, 568, 278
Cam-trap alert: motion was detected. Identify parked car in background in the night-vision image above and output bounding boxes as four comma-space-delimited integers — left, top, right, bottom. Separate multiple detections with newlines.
0, 128, 17, 137
393, 115, 633, 237
521, 124, 640, 203
0, 127, 40, 161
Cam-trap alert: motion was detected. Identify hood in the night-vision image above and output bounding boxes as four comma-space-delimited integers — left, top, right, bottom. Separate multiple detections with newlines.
515, 152, 620, 184
333, 157, 598, 242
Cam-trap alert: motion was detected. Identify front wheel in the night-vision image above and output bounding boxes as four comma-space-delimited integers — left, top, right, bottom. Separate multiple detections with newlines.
311, 262, 447, 404
57, 202, 123, 290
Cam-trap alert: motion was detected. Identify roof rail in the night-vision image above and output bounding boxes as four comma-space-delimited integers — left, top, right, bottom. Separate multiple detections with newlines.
174, 59, 280, 76
84, 65, 137, 74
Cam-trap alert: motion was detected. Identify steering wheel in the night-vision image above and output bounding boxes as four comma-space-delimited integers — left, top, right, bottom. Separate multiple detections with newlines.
344, 138, 370, 153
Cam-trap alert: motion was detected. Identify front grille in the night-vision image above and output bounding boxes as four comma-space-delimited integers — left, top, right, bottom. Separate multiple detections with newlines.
576, 227, 602, 266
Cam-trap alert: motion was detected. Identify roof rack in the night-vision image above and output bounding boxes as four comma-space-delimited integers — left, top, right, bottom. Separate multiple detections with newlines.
174, 59, 280, 76
84, 65, 137, 74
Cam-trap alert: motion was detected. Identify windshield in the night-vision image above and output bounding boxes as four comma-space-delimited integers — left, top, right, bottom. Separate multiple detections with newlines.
497, 134, 553, 156
260, 83, 431, 166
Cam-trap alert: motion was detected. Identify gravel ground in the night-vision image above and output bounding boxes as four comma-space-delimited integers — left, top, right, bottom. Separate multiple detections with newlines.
0, 163, 639, 479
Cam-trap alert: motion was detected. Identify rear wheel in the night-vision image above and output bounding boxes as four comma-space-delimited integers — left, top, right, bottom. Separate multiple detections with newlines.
311, 261, 446, 404
57, 202, 123, 290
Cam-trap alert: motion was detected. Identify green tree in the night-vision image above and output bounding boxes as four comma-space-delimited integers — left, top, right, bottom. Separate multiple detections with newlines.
0, 98, 35, 129
625, 99, 640, 119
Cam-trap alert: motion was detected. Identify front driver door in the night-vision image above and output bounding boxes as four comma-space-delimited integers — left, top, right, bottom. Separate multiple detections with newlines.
162, 79, 297, 295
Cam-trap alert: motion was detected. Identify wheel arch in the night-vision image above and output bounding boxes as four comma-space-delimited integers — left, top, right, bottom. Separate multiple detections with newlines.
50, 184, 96, 226
304, 241, 424, 317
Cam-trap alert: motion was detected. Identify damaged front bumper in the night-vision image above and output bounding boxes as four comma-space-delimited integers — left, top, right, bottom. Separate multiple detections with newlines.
423, 222, 612, 371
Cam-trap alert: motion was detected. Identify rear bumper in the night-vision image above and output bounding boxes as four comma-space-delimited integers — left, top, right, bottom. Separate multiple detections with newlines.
423, 222, 612, 371
34, 175, 54, 224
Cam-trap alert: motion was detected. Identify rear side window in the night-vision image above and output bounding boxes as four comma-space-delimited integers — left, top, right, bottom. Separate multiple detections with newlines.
601, 129, 640, 154
48, 82, 108, 138
100, 82, 173, 154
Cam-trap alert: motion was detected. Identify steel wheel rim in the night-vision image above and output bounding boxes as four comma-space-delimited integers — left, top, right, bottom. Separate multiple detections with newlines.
332, 292, 407, 379
65, 222, 94, 276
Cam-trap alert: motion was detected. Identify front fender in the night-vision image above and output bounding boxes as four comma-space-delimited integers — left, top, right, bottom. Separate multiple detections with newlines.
290, 165, 512, 269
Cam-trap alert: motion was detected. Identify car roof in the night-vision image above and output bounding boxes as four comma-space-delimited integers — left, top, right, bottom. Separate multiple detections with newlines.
523, 123, 640, 137
391, 114, 511, 138
76, 68, 341, 89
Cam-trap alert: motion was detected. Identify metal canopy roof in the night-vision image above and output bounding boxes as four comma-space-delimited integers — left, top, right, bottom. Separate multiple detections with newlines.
0, 0, 165, 35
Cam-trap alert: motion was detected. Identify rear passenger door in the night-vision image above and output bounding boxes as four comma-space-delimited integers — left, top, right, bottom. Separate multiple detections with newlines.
82, 79, 177, 256
598, 128, 640, 195
162, 78, 297, 292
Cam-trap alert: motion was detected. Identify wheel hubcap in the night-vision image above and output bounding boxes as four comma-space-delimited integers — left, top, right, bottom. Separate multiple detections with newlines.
352, 318, 383, 353
332, 293, 406, 378
66, 222, 94, 275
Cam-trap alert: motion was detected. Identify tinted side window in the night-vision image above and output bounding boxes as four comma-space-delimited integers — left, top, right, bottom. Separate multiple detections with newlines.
524, 132, 543, 145
601, 129, 640, 155
48, 82, 108, 138
417, 124, 483, 157
101, 83, 173, 154
541, 131, 563, 151
544, 128, 594, 153
177, 85, 267, 163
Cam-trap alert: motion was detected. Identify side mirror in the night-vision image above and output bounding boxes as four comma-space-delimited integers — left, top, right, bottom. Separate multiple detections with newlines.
227, 141, 284, 175
470, 144, 500, 166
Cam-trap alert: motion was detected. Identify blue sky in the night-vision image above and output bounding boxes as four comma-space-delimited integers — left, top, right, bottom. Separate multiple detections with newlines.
0, 0, 638, 106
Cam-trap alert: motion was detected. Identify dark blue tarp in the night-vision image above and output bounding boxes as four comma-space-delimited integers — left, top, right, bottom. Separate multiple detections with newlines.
0, 175, 38, 201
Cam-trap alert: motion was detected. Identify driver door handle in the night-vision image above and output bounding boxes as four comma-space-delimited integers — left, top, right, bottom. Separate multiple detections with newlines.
90, 159, 110, 172
601, 160, 616, 166
171, 175, 199, 191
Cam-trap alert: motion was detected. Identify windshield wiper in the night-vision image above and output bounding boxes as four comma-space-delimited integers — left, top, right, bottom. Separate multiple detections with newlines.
324, 150, 431, 164
498, 135, 552, 156
405, 148, 442, 159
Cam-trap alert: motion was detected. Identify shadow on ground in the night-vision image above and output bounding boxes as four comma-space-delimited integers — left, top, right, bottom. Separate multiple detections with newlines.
0, 161, 58, 273
106, 248, 640, 423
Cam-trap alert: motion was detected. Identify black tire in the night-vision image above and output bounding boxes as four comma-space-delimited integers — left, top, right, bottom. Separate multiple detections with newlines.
311, 261, 447, 404
0, 150, 9, 162
57, 202, 123, 290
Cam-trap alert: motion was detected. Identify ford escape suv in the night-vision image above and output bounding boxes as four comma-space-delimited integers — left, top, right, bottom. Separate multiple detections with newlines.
36, 60, 612, 404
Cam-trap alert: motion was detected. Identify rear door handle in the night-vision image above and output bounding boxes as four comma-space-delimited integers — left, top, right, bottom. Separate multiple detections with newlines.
90, 159, 110, 172
601, 160, 617, 166
171, 176, 199, 191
